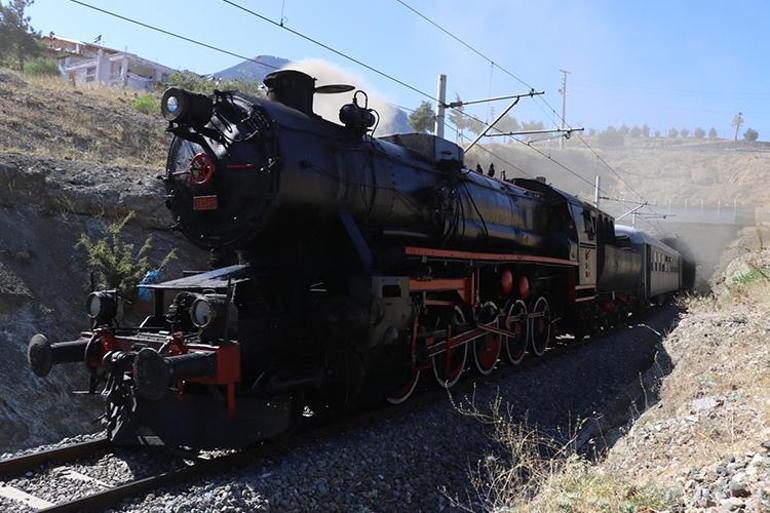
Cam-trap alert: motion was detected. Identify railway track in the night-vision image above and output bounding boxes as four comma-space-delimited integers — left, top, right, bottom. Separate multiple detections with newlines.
0, 439, 111, 478
0, 309, 667, 512
0, 381, 455, 512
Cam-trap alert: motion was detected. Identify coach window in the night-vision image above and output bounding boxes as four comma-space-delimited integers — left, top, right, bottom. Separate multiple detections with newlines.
582, 210, 596, 240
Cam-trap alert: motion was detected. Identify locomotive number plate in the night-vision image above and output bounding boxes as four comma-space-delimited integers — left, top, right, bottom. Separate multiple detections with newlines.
193, 195, 218, 211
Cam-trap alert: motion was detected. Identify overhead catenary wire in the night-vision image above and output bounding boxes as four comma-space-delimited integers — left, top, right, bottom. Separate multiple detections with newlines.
389, 1, 649, 188
67, 0, 282, 71
214, 0, 557, 182
392, 0, 535, 91
69, 0, 636, 219
218, 0, 439, 101
399, 104, 536, 179
66, 0, 531, 188
388, 2, 620, 193
392, 0, 667, 231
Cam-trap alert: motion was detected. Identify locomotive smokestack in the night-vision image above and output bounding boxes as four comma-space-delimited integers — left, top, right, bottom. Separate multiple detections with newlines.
264, 70, 316, 116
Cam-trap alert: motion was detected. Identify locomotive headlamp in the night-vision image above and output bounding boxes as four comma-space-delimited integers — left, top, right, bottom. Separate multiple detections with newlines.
165, 95, 179, 115
86, 290, 118, 322
190, 294, 228, 329
161, 87, 213, 128
161, 88, 186, 122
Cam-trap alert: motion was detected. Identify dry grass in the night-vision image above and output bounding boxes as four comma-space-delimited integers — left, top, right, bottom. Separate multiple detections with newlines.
0, 68, 169, 168
448, 397, 680, 513
521, 459, 679, 513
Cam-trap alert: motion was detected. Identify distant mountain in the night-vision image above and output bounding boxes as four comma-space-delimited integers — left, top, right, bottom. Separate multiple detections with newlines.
213, 55, 290, 82
378, 107, 410, 136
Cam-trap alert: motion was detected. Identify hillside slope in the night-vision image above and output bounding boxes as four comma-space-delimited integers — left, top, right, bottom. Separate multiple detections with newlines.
467, 139, 770, 214
0, 71, 204, 451
0, 70, 169, 168
601, 226, 770, 511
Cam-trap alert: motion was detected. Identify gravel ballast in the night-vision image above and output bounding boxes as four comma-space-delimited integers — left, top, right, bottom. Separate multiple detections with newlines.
0, 307, 677, 512
50, 306, 681, 513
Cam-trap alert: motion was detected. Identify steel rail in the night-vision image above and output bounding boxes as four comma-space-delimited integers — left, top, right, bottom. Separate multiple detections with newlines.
0, 438, 111, 479
4, 305, 668, 511
37, 449, 256, 513
37, 392, 446, 512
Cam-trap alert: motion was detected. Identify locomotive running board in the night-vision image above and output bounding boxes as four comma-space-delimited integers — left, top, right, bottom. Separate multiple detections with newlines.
403, 246, 578, 267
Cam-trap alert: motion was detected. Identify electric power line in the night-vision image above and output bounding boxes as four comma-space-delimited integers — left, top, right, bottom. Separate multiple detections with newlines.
399, 104, 535, 179
219, 0, 613, 196
390, 0, 668, 230
218, 0, 547, 181
68, 0, 281, 71
69, 0, 628, 213
393, 0, 534, 91
68, 0, 527, 184
218, 0, 438, 101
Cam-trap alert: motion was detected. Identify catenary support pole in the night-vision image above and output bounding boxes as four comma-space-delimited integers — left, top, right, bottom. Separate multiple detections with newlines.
594, 175, 601, 208
435, 74, 447, 138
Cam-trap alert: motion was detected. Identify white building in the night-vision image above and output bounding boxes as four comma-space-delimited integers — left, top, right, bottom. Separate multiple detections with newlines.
42, 35, 176, 91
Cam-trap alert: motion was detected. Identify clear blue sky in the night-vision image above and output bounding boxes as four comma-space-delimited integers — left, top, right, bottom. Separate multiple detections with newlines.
29, 0, 770, 138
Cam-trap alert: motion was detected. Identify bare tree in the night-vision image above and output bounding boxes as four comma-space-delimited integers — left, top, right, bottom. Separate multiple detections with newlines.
732, 112, 744, 143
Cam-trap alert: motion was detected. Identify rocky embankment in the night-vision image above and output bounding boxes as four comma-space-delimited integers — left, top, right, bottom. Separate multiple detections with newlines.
0, 152, 203, 452
600, 226, 770, 512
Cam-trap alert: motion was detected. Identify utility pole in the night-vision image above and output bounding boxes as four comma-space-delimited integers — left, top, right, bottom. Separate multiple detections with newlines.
558, 69, 570, 149
434, 74, 447, 139
593, 175, 601, 208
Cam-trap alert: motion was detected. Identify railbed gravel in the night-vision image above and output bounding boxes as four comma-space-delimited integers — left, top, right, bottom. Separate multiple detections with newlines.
1, 306, 678, 512
0, 438, 191, 512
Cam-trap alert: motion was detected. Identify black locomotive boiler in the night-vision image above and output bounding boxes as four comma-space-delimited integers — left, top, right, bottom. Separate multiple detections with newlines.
27, 70, 691, 447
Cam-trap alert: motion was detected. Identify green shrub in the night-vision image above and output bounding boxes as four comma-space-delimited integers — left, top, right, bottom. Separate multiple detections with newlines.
729, 267, 770, 288
132, 93, 160, 115
78, 212, 176, 299
23, 57, 60, 77
165, 70, 263, 96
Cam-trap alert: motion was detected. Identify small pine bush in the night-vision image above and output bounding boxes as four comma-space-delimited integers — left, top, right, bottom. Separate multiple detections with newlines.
78, 212, 176, 298
24, 57, 60, 77
132, 93, 160, 115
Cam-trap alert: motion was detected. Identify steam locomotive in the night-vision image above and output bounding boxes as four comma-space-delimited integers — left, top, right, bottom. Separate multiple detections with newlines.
27, 70, 692, 447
